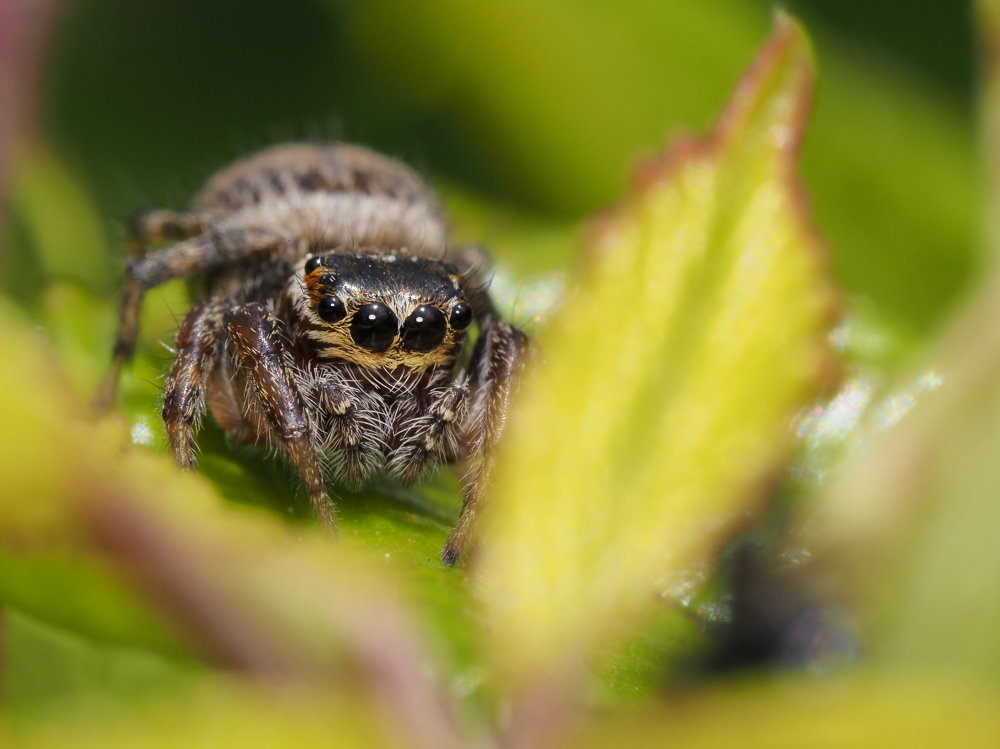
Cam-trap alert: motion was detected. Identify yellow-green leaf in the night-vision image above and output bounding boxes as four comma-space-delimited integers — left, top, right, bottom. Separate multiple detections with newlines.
571, 675, 1000, 748
477, 15, 838, 679
3, 681, 401, 749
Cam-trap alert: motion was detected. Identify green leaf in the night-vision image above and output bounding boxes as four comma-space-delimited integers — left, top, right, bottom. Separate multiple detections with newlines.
476, 15, 838, 681
3, 680, 400, 749
1, 609, 194, 714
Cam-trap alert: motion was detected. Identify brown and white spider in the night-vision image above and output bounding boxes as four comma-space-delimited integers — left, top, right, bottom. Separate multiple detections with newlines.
96, 143, 528, 565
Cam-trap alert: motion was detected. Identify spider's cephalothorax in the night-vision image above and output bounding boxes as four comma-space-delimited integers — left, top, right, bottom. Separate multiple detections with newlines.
96, 143, 528, 565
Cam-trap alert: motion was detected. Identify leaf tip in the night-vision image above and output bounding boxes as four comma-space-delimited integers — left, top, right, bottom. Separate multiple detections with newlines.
713, 10, 815, 152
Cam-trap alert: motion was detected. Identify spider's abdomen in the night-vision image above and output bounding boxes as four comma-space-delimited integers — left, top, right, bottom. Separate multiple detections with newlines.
192, 143, 437, 212
191, 143, 449, 255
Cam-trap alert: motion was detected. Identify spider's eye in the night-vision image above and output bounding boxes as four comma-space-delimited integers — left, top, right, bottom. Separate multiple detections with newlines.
402, 305, 447, 352
450, 302, 472, 331
317, 295, 346, 323
304, 255, 325, 274
350, 302, 397, 351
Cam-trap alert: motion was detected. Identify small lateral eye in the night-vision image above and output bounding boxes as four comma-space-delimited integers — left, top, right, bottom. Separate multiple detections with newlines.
317, 296, 346, 323
351, 302, 397, 351
450, 302, 472, 331
304, 255, 325, 274
402, 305, 447, 352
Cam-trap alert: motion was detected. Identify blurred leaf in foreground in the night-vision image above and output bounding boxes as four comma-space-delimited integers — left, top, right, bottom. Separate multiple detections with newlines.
477, 14, 838, 686
4, 680, 400, 749
572, 676, 1000, 748
1, 609, 194, 713
0, 301, 462, 747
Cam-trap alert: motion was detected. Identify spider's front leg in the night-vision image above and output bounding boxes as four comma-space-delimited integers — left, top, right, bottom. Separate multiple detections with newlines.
442, 317, 528, 566
125, 208, 211, 256
316, 377, 386, 485
161, 299, 229, 467
225, 303, 336, 530
390, 376, 470, 486
95, 221, 289, 410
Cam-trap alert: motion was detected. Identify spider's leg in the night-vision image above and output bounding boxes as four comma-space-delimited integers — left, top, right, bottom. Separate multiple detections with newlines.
316, 377, 386, 486
125, 208, 211, 256
95, 226, 290, 410
442, 315, 528, 566
225, 302, 335, 530
390, 375, 469, 486
447, 243, 492, 277
161, 299, 229, 467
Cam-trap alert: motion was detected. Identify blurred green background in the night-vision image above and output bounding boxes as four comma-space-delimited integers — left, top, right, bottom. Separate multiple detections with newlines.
6, 0, 979, 347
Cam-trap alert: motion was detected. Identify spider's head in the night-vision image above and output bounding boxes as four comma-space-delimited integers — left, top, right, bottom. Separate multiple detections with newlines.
293, 250, 474, 371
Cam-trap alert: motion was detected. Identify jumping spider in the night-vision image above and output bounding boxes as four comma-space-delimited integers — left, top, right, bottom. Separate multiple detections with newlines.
97, 143, 528, 565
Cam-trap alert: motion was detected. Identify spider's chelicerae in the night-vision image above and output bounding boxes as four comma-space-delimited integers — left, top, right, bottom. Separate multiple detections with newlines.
97, 143, 528, 565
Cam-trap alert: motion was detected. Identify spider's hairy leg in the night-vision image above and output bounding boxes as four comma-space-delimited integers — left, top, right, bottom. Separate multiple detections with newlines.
162, 299, 228, 467
317, 378, 385, 486
442, 316, 528, 567
125, 207, 211, 256
449, 244, 492, 277
95, 226, 290, 411
391, 377, 469, 486
204, 358, 260, 444
225, 302, 336, 531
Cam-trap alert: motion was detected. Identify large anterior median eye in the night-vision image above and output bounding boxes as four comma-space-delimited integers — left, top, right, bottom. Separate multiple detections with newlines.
350, 302, 397, 351
401, 305, 446, 352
